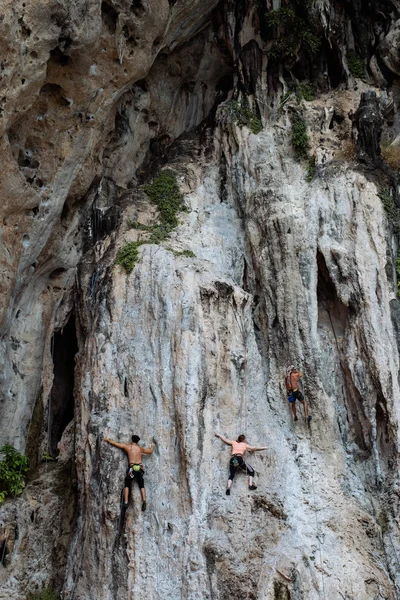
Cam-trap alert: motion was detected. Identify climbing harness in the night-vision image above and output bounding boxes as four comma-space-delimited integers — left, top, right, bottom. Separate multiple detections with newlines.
129, 463, 143, 476
231, 455, 241, 469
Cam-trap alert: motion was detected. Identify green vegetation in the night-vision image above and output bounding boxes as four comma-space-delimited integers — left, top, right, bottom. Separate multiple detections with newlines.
291, 118, 309, 158
166, 248, 196, 258
116, 241, 141, 274
143, 170, 184, 228
41, 451, 57, 462
306, 156, 316, 182
347, 51, 365, 79
378, 189, 400, 296
378, 188, 400, 234
220, 100, 262, 134
0, 444, 29, 503
117, 171, 188, 273
296, 83, 315, 101
265, 5, 320, 61
27, 589, 60, 600
396, 252, 400, 297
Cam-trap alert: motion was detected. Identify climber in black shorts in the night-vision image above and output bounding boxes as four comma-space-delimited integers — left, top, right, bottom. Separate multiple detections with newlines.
104, 434, 155, 511
124, 463, 145, 493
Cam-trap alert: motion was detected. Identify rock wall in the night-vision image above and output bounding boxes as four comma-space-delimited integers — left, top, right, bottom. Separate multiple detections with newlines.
2, 1, 400, 599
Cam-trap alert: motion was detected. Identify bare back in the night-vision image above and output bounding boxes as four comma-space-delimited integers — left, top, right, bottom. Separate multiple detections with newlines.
290, 370, 302, 390
124, 443, 144, 464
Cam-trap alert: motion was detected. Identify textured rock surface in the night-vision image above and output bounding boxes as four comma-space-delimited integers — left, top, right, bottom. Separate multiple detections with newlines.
2, 1, 400, 599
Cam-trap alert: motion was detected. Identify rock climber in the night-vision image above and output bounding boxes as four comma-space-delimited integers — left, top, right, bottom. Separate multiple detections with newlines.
285, 365, 312, 423
104, 434, 155, 511
215, 433, 267, 495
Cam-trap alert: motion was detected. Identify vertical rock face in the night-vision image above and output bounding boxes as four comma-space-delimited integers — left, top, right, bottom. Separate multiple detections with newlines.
2, 1, 400, 599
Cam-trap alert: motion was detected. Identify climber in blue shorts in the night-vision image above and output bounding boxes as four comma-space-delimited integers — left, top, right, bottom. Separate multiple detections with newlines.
285, 365, 312, 423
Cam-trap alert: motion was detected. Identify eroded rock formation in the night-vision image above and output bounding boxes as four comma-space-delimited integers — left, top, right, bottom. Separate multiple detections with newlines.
2, 1, 400, 599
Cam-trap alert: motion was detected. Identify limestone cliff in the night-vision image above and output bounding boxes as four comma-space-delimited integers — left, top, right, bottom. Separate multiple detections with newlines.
1, 1, 400, 599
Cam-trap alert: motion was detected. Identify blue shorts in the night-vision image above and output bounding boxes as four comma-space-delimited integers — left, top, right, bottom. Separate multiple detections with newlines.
288, 390, 304, 403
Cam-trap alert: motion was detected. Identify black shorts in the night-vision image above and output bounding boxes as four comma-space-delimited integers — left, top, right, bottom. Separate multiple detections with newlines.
288, 389, 304, 403
229, 455, 255, 480
124, 465, 144, 490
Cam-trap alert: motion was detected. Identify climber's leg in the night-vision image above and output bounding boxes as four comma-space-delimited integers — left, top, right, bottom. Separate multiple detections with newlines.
243, 461, 257, 490
288, 393, 298, 421
135, 470, 147, 511
299, 398, 309, 420
226, 460, 237, 494
123, 471, 132, 506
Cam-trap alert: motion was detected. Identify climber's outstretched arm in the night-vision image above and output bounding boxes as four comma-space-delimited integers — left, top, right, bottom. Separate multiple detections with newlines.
215, 433, 233, 446
142, 442, 156, 455
104, 437, 127, 450
247, 445, 268, 452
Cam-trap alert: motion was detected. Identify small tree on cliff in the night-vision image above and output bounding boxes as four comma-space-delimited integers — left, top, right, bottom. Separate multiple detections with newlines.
0, 444, 29, 502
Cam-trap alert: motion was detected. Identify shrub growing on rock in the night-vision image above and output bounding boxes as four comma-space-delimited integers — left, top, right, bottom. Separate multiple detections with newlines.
291, 118, 309, 158
265, 4, 320, 61
218, 100, 262, 134
115, 242, 141, 274
296, 82, 315, 101
347, 51, 365, 79
116, 170, 190, 273
378, 188, 400, 234
0, 444, 29, 502
27, 589, 60, 600
143, 170, 184, 228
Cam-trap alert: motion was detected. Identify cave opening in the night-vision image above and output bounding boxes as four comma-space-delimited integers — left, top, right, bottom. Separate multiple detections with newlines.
48, 315, 78, 456
101, 1, 118, 35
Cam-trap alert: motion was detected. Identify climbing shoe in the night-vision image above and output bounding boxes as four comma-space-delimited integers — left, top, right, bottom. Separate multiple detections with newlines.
142, 501, 146, 512
122, 502, 129, 508
226, 489, 230, 496
249, 484, 257, 491
307, 415, 312, 422
294, 416, 298, 422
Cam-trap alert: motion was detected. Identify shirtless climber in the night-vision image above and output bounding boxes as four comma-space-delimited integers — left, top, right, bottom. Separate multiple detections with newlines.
215, 433, 267, 495
285, 365, 312, 423
104, 435, 155, 511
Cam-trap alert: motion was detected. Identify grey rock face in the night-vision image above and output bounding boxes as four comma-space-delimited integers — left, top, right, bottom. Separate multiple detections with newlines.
1, 1, 400, 599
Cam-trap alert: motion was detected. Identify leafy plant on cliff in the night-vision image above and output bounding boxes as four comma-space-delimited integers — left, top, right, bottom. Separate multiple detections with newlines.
378, 188, 400, 234
166, 248, 196, 258
117, 171, 189, 273
291, 118, 309, 159
296, 82, 315, 102
0, 444, 29, 503
116, 241, 141, 274
265, 5, 320, 62
347, 51, 366, 79
143, 170, 184, 228
396, 252, 400, 298
306, 156, 316, 182
219, 100, 262, 134
27, 589, 60, 600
